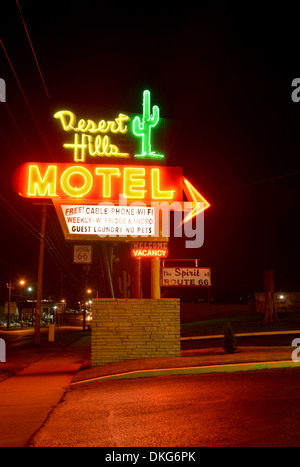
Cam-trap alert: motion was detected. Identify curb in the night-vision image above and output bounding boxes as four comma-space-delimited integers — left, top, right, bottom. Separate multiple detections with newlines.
71, 360, 299, 385
180, 330, 300, 340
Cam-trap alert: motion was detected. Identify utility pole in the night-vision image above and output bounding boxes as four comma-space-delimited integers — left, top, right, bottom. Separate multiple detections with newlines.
263, 269, 278, 321
6, 277, 25, 329
101, 243, 115, 298
83, 264, 90, 331
34, 204, 47, 344
6, 280, 12, 330
133, 257, 142, 298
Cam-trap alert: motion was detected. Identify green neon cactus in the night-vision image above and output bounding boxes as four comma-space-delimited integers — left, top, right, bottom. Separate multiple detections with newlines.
132, 90, 164, 159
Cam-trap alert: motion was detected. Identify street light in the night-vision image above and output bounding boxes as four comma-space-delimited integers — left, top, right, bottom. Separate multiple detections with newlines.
6, 279, 26, 329
83, 288, 92, 331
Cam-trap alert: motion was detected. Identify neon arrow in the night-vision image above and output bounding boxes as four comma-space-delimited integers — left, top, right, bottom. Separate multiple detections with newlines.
182, 178, 210, 224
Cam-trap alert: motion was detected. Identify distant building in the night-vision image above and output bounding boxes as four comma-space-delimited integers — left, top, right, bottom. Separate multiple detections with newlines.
255, 292, 300, 313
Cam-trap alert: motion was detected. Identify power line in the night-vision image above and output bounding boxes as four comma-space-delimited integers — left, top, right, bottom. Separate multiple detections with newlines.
15, 0, 50, 99
206, 171, 300, 195
0, 104, 34, 156
0, 194, 42, 242
0, 194, 83, 289
0, 128, 26, 163
0, 39, 55, 161
0, 162, 83, 291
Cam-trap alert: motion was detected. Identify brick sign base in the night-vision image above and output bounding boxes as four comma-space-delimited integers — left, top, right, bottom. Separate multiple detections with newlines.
91, 298, 180, 367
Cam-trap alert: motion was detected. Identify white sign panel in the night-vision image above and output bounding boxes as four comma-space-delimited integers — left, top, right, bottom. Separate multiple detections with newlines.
162, 267, 211, 287
61, 205, 156, 237
73, 245, 93, 264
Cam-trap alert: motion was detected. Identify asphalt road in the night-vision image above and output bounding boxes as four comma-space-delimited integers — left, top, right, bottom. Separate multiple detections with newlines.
0, 327, 42, 348
31, 368, 300, 447
0, 326, 82, 349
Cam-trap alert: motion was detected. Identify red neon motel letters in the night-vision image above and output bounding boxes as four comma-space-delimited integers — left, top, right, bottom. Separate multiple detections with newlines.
12, 163, 183, 202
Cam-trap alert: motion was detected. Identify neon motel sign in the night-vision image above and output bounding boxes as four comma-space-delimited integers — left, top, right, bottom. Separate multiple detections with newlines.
52, 90, 164, 162
12, 90, 210, 240
13, 163, 182, 201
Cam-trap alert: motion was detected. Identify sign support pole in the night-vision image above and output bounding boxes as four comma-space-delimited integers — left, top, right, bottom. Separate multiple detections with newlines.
83, 265, 90, 330
151, 257, 161, 299
133, 258, 142, 298
101, 243, 115, 298
34, 204, 47, 344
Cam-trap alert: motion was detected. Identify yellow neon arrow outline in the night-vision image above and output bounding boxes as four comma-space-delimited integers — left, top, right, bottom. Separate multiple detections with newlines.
182, 178, 210, 224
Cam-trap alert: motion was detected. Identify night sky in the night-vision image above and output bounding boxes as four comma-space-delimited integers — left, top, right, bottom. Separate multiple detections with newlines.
0, 2, 299, 306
